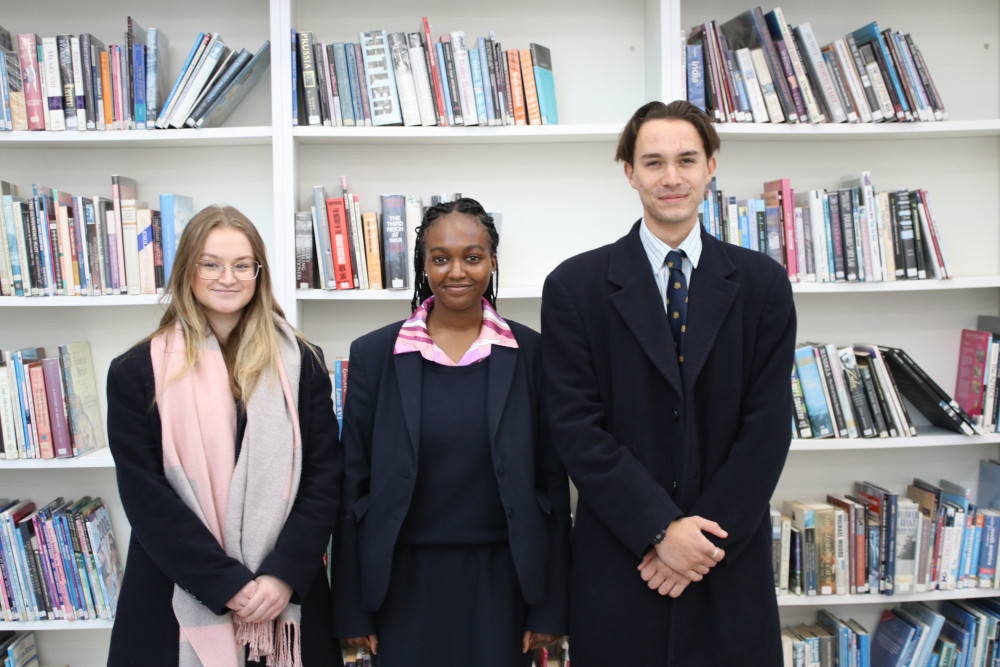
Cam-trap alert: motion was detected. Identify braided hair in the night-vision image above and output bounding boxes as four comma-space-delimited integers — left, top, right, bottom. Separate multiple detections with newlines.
410, 197, 500, 312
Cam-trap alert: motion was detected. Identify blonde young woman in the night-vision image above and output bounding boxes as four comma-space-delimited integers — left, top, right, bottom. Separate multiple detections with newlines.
106, 206, 341, 666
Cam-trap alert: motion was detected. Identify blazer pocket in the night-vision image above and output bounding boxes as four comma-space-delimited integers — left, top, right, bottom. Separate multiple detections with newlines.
534, 492, 553, 516
350, 496, 371, 523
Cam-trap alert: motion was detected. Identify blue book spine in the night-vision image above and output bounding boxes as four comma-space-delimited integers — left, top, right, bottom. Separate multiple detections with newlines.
435, 42, 454, 126
0, 512, 28, 618
333, 359, 343, 435
737, 201, 751, 249
468, 48, 487, 125
979, 512, 1000, 586
0, 53, 11, 131
345, 44, 364, 126
794, 347, 835, 437
477, 38, 495, 124
53, 511, 84, 617
332, 43, 354, 126
530, 42, 558, 124
290, 29, 299, 125
686, 44, 705, 112
969, 510, 983, 587
3, 195, 23, 295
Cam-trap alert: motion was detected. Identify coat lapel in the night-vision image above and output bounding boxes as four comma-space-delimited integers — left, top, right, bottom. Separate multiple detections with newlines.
393, 351, 423, 455
609, 222, 683, 397
683, 230, 739, 389
486, 345, 517, 450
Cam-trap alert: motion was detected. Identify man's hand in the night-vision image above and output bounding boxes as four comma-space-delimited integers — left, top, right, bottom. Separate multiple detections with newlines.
236, 574, 293, 623
637, 551, 693, 598
652, 515, 727, 581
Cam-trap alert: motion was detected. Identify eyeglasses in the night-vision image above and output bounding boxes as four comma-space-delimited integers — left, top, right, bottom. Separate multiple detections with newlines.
196, 261, 261, 281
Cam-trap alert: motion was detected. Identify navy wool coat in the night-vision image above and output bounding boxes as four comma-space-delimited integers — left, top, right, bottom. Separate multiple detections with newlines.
330, 319, 570, 638
105, 340, 342, 666
541, 222, 796, 666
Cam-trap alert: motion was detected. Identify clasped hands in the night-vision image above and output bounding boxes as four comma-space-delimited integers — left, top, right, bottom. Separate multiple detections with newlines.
344, 631, 562, 656
637, 515, 727, 598
225, 574, 293, 623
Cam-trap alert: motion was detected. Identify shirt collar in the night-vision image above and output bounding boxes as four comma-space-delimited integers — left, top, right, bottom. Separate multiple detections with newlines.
639, 218, 702, 271
393, 295, 519, 366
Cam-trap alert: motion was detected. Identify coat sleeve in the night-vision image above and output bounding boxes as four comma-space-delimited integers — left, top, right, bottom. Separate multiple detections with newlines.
107, 348, 254, 614
257, 345, 341, 602
541, 273, 682, 559
688, 267, 796, 562
330, 338, 378, 638
525, 338, 571, 635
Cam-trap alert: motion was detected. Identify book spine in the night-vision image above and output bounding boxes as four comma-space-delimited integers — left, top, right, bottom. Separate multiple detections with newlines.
360, 29, 402, 126
55, 35, 78, 130
380, 195, 407, 289
40, 37, 65, 130
297, 32, 321, 125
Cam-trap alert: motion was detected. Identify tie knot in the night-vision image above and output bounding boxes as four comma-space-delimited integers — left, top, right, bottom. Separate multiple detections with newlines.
666, 250, 685, 271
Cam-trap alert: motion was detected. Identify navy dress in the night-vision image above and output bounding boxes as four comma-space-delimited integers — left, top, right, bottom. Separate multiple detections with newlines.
373, 359, 532, 667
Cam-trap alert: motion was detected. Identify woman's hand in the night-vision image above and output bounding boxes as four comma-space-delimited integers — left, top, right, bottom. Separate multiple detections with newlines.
225, 579, 258, 612
344, 634, 379, 655
236, 574, 293, 623
522, 631, 561, 653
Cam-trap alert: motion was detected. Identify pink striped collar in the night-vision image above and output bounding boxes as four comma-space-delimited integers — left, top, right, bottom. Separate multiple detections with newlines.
393, 296, 518, 366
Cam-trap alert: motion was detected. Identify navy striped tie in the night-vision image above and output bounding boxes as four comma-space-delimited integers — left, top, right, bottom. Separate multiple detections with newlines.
666, 249, 688, 362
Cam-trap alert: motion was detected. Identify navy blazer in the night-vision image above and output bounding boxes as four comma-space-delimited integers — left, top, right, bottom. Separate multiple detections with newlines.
542, 223, 796, 666
106, 340, 341, 666
331, 318, 570, 638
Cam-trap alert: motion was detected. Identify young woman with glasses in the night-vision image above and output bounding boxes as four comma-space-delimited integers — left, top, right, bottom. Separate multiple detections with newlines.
105, 205, 341, 667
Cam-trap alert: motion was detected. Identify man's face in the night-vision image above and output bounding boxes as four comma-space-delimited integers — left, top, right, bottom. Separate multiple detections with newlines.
624, 118, 716, 239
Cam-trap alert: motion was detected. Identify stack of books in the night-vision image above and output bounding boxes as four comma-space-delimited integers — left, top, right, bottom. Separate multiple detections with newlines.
0, 21, 268, 132
687, 7, 944, 124
0, 178, 195, 298
292, 20, 557, 127
703, 173, 952, 284
0, 631, 38, 667
781, 610, 870, 667
0, 496, 122, 622
871, 598, 1000, 667
0, 342, 104, 460
774, 474, 1000, 603
791, 343, 978, 441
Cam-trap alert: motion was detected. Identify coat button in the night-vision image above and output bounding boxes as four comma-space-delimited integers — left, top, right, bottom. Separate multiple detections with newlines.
507, 508, 515, 519
672, 409, 680, 419
496, 465, 506, 477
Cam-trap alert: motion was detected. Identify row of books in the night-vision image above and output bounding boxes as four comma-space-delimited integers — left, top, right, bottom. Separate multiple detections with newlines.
0, 343, 104, 461
293, 19, 557, 128
0, 178, 195, 298
0, 496, 123, 622
782, 610, 870, 667
954, 318, 1000, 434
688, 7, 945, 125
0, 631, 38, 667
300, 181, 477, 293
0, 20, 165, 132
870, 598, 1000, 667
791, 343, 976, 441
0, 20, 269, 132
705, 174, 952, 284
773, 472, 1000, 602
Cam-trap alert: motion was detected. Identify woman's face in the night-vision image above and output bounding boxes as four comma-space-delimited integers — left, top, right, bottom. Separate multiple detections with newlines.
422, 211, 496, 316
191, 227, 257, 333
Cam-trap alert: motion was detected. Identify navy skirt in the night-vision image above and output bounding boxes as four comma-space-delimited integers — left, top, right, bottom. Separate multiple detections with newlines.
373, 542, 532, 667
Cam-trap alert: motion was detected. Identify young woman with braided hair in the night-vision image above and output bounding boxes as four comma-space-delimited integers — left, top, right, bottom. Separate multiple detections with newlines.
332, 197, 570, 666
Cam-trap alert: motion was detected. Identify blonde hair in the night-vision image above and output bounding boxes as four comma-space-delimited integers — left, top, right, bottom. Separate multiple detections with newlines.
154, 205, 311, 402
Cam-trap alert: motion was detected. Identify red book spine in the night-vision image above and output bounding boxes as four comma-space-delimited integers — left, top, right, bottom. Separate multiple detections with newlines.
325, 197, 355, 289
42, 358, 73, 457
